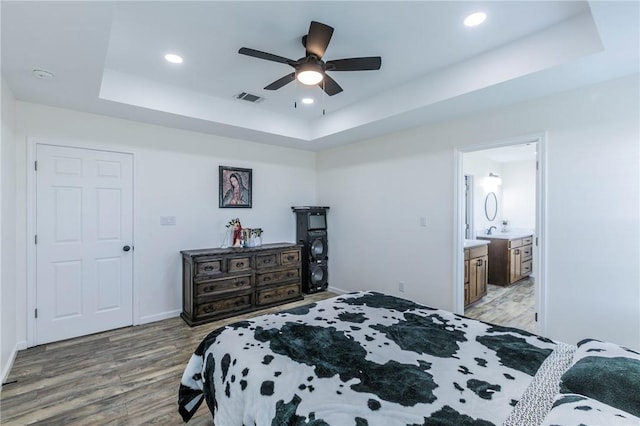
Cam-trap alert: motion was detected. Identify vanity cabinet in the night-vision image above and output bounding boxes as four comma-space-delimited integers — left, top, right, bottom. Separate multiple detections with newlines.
464, 245, 488, 307
479, 235, 533, 286
181, 243, 303, 326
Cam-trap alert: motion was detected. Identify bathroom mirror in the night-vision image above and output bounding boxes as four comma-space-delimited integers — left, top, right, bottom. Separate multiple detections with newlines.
484, 192, 497, 221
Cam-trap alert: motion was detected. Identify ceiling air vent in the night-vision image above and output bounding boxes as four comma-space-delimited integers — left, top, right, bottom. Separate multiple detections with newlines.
235, 92, 264, 103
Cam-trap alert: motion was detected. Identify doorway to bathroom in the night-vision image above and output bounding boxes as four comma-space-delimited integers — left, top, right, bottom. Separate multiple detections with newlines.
457, 135, 546, 334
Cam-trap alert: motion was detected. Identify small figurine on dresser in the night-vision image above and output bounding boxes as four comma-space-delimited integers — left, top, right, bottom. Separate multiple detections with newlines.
232, 218, 243, 247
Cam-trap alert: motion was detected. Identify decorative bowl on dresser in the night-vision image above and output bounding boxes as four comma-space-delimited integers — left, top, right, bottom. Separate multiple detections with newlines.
180, 242, 303, 326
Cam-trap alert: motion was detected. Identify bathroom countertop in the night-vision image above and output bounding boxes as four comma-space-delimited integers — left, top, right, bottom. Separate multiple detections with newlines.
464, 239, 491, 248
476, 231, 533, 240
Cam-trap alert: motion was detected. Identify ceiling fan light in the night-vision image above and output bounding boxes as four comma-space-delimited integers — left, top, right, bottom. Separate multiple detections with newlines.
296, 63, 324, 85
297, 70, 323, 85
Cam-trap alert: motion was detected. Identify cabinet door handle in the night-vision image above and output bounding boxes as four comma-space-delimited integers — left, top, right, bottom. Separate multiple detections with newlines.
515, 249, 520, 255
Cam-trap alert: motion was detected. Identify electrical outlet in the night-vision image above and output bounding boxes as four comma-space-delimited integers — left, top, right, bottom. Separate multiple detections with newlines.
398, 281, 405, 293
420, 216, 428, 227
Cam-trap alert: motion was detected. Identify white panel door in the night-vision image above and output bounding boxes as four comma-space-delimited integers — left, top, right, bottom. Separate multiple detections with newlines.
36, 144, 133, 344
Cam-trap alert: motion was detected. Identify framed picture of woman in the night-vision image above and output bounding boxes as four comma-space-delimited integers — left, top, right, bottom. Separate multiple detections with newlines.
219, 166, 252, 208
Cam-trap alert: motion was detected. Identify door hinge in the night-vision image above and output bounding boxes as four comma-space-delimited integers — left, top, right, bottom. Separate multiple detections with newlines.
535, 237, 538, 246
35, 161, 37, 171
35, 309, 38, 319
535, 312, 538, 322
35, 235, 38, 245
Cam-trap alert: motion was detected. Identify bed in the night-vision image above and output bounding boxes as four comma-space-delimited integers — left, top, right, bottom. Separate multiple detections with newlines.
178, 291, 640, 425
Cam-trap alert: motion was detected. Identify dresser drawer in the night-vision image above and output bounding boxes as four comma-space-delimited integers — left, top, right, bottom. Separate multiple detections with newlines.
195, 275, 252, 297
521, 244, 533, 261
522, 236, 533, 246
227, 256, 251, 273
255, 253, 278, 269
521, 260, 532, 275
194, 259, 223, 277
196, 292, 253, 318
255, 269, 300, 287
256, 284, 301, 306
280, 250, 300, 266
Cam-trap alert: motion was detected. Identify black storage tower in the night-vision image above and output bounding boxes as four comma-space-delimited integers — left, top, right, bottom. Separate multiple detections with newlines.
292, 206, 329, 293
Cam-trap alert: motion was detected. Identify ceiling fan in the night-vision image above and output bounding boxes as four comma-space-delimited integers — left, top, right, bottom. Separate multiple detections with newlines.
238, 21, 382, 96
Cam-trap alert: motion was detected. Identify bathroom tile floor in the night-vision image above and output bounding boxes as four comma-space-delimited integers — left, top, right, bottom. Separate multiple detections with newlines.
464, 277, 535, 333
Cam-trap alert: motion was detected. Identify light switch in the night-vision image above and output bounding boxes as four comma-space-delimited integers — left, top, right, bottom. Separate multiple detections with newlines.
160, 216, 176, 226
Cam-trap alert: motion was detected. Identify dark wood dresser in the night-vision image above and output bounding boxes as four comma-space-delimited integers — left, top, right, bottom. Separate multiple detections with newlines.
180, 243, 303, 326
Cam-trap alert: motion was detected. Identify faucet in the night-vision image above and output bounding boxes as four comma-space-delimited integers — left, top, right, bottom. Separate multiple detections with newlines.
487, 226, 497, 235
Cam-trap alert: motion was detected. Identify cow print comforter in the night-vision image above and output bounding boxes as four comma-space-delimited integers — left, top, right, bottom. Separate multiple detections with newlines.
178, 291, 557, 425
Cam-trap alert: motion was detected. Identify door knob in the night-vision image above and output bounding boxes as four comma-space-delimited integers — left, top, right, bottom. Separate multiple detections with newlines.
123, 245, 131, 252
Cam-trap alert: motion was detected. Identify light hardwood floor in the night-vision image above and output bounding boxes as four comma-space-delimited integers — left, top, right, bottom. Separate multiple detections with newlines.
1, 292, 336, 426
464, 277, 535, 332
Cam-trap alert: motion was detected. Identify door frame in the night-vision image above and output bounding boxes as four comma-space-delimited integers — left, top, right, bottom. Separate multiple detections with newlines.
453, 132, 548, 335
26, 137, 138, 347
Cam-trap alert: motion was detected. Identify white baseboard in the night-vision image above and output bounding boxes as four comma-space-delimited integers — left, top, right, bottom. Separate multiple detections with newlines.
1, 340, 27, 385
137, 309, 181, 325
327, 285, 349, 295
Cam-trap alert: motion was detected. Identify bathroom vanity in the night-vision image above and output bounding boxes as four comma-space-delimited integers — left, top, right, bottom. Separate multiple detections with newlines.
478, 233, 533, 286
463, 240, 490, 306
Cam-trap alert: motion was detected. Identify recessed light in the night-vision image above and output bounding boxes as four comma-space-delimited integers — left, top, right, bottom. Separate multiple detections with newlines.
301, 98, 314, 105
464, 12, 487, 27
32, 69, 55, 79
164, 53, 183, 64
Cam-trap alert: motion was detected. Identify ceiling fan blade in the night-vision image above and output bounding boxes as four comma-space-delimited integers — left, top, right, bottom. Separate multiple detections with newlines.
326, 57, 382, 71
319, 73, 343, 96
305, 21, 334, 59
264, 73, 296, 90
239, 47, 294, 65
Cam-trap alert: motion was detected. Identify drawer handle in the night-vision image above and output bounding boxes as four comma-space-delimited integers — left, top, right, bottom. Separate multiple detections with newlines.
263, 276, 271, 282
287, 272, 295, 277
203, 306, 213, 313
235, 262, 245, 268
287, 255, 295, 260
263, 258, 272, 263
476, 259, 483, 267
204, 266, 214, 271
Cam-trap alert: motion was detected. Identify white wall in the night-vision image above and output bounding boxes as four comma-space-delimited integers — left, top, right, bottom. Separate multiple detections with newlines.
13, 103, 317, 339
317, 74, 639, 350
1, 78, 18, 383
502, 160, 536, 230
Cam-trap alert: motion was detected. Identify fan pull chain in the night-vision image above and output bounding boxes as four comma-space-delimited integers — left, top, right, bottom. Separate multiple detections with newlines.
322, 80, 326, 116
